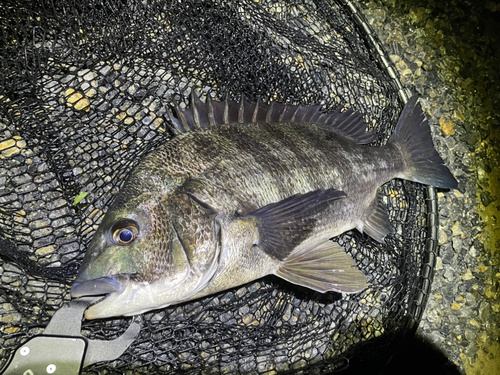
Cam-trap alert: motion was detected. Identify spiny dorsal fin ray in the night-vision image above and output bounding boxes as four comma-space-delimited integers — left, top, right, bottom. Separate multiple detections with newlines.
167, 92, 376, 144
191, 91, 209, 129
266, 102, 285, 122
165, 106, 184, 135
208, 96, 225, 126
246, 188, 346, 261
206, 96, 216, 126
224, 95, 240, 124
275, 239, 368, 294
254, 99, 271, 122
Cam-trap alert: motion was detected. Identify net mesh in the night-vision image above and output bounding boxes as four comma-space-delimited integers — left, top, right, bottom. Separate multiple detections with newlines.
0, 0, 434, 373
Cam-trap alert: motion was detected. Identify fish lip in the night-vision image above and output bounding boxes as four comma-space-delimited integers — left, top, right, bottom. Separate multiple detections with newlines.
71, 274, 139, 319
71, 274, 127, 298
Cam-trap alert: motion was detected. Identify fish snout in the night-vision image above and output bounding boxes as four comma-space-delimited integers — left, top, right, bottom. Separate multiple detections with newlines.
71, 274, 126, 298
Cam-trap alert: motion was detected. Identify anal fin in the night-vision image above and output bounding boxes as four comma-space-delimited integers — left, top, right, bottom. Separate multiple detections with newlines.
275, 240, 368, 294
359, 195, 394, 243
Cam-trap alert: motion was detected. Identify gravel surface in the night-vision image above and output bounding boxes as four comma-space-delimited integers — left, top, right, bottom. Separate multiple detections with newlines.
357, 1, 500, 374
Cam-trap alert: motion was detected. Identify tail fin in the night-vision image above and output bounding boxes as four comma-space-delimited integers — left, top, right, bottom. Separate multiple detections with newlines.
389, 96, 458, 189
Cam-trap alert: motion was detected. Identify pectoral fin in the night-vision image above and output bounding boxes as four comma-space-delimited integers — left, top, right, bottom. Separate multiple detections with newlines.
275, 240, 368, 293
248, 189, 346, 260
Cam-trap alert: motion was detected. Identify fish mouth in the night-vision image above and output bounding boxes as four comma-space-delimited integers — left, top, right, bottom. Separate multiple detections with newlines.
70, 275, 125, 297
71, 274, 135, 319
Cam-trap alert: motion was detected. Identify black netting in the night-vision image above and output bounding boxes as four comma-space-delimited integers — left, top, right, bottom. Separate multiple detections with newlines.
0, 0, 435, 373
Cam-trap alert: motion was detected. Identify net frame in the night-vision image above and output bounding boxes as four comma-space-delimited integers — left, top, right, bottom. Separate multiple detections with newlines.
0, 0, 439, 373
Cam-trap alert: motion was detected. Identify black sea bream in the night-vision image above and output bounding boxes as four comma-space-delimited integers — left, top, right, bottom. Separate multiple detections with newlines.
71, 94, 457, 319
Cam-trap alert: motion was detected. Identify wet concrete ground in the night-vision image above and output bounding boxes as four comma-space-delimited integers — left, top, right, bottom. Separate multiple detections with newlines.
357, 1, 500, 374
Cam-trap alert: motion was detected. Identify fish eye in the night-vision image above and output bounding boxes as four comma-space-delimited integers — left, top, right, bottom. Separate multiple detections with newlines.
111, 219, 139, 246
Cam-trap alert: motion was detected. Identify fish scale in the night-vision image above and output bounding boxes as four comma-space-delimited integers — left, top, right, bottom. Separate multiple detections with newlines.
190, 122, 392, 208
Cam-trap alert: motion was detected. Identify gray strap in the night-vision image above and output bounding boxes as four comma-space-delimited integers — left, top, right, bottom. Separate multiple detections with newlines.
83, 318, 141, 367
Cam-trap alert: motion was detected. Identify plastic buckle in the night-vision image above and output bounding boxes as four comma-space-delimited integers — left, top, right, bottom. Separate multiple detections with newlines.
0, 297, 140, 375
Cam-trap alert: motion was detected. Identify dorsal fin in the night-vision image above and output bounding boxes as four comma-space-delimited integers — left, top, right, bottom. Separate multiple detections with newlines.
166, 92, 376, 144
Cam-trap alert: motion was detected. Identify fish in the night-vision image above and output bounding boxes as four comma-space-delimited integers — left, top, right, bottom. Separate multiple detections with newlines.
71, 93, 458, 320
